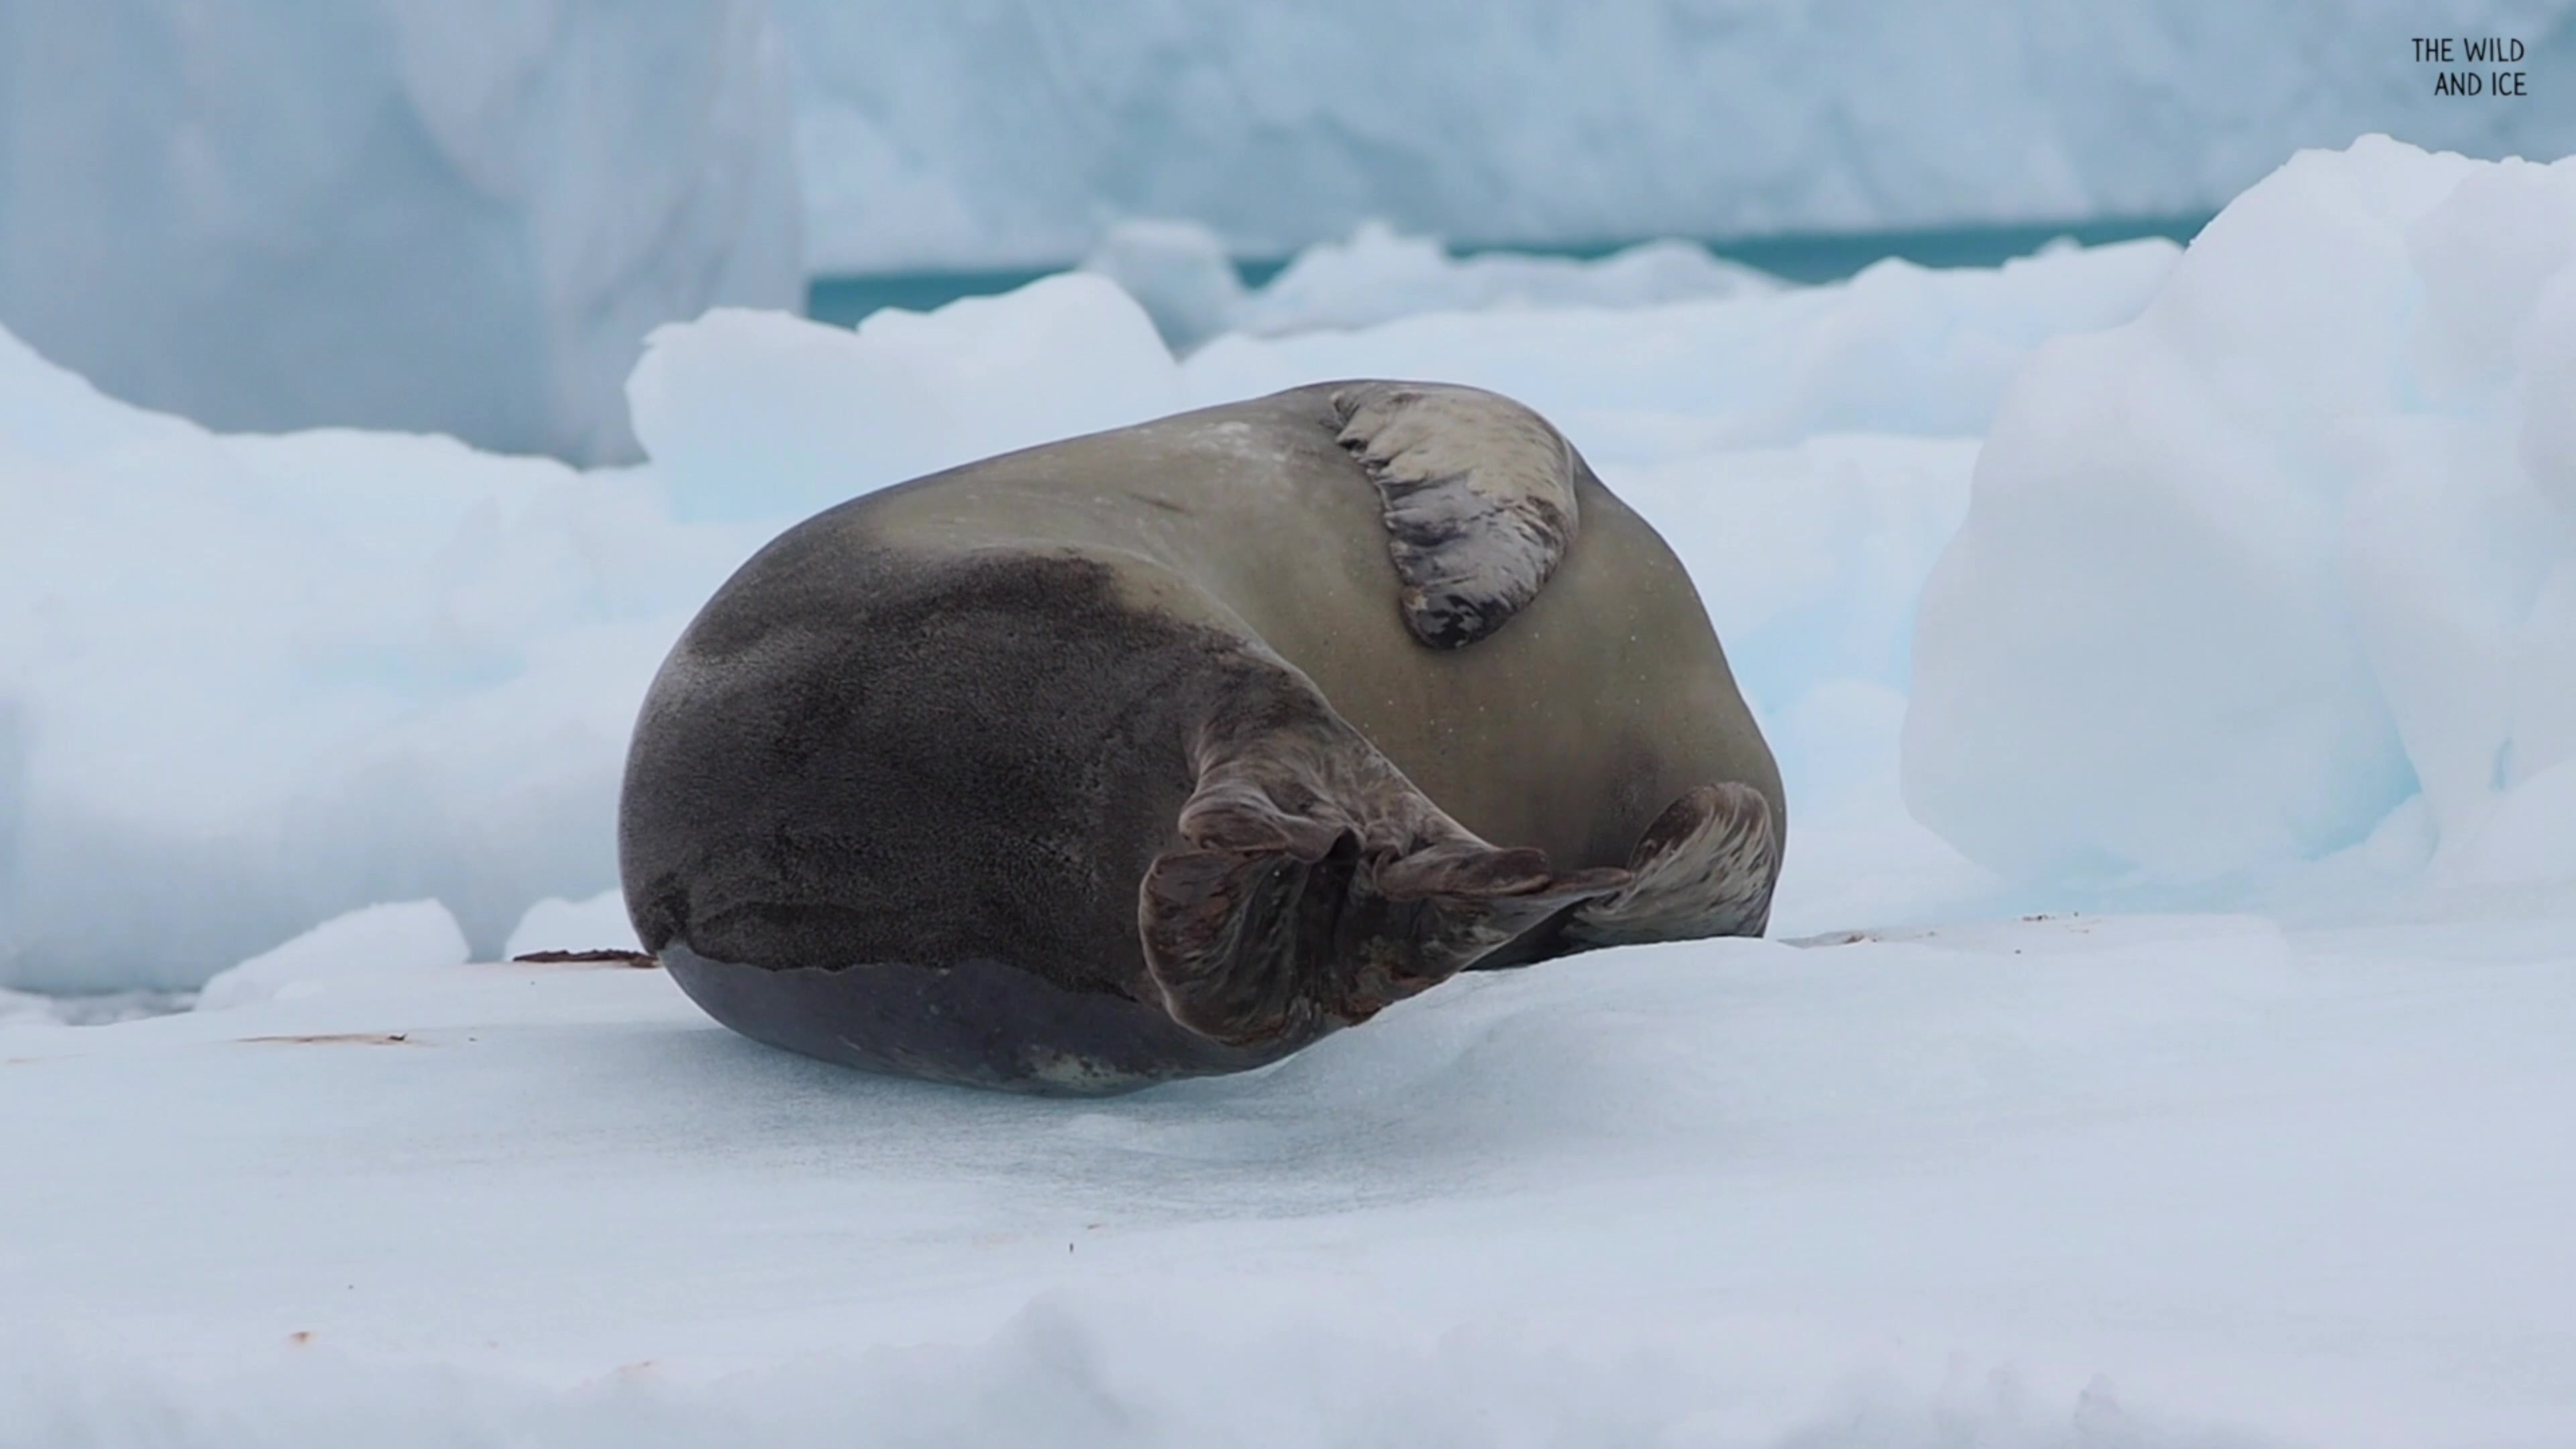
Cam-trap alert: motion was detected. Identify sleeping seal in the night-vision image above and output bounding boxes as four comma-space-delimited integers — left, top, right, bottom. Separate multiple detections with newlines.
619, 381, 1782, 1093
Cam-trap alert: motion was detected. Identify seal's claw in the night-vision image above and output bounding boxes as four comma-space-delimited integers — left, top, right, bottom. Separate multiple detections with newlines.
1138, 686, 1627, 1050
1561, 781, 1778, 947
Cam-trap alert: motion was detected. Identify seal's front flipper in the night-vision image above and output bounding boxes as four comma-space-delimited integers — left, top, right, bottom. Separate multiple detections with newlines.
1330, 381, 1585, 649
1138, 692, 1625, 1051
1561, 782, 1779, 948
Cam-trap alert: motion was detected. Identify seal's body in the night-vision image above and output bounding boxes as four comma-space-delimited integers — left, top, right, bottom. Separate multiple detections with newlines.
620, 382, 1782, 1092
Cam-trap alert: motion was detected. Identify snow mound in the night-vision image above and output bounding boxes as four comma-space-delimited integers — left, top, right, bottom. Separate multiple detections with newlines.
1077, 219, 1248, 350
1615, 437, 2002, 927
0, 0, 802, 464
0, 987, 189, 1029
7, 914, 2576, 1443
1907, 138, 2576, 892
1179, 239, 2180, 454
629, 276, 1183, 523
1080, 218, 1781, 351
0, 327, 758, 994
195, 900, 468, 1012
5, 229, 2182, 994
504, 890, 642, 961
774, 0, 2576, 272
1230, 223, 1782, 341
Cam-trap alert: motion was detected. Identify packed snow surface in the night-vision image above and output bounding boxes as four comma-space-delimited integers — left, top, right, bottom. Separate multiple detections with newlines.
1909, 138, 2576, 894
0, 0, 802, 464
774, 0, 2576, 272
6, 912, 2575, 1446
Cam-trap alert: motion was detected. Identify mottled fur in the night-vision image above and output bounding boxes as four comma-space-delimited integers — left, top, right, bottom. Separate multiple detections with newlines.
1332, 382, 1581, 649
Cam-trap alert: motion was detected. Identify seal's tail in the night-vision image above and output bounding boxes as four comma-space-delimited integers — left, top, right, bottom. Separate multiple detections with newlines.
1136, 681, 1625, 1051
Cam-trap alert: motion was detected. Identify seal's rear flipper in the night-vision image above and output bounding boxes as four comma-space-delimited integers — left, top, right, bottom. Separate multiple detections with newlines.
1138, 696, 1625, 1051
1330, 382, 1585, 650
1562, 782, 1779, 948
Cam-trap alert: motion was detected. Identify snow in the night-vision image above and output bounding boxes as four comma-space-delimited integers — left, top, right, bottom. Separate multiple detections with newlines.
1232, 226, 1781, 337
0, 322, 759, 994
5, 912, 2575, 1445
1906, 138, 2576, 896
1083, 219, 1782, 351
31, 126, 2489, 999
2, 222, 2167, 998
7, 132, 2576, 1444
627, 276, 1185, 525
503, 890, 642, 961
0, 0, 802, 465
1177, 239, 2180, 456
773, 0, 2576, 273
11, 134, 2568, 990
1077, 219, 1252, 350
195, 900, 469, 1012
0, 987, 186, 1028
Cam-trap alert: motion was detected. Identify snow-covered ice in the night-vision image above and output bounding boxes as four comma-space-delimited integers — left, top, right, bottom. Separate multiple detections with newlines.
1230, 225, 1782, 339
627, 275, 1187, 526
502, 890, 643, 962
1078, 219, 1255, 351
195, 900, 470, 1013
5, 911, 2573, 1446
1908, 139, 2576, 897
0, 0, 802, 464
1177, 239, 2179, 463
773, 0, 2576, 272
0, 321, 761, 993
6, 136, 2576, 1444
1083, 219, 1782, 351
2, 208, 2178, 994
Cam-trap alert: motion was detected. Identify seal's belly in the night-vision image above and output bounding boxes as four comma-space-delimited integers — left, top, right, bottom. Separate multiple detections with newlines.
660, 941, 1277, 1095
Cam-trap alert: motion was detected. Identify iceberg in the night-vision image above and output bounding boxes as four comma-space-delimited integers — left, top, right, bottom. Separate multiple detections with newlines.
773, 0, 2573, 272
0, 0, 803, 464
1907, 138, 2576, 893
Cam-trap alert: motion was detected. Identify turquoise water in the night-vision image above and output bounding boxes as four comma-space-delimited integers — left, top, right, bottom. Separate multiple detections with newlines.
806, 214, 2209, 328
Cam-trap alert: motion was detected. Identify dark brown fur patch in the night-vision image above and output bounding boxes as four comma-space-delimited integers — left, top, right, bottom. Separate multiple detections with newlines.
621, 537, 1213, 1000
